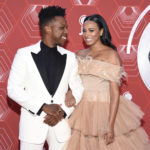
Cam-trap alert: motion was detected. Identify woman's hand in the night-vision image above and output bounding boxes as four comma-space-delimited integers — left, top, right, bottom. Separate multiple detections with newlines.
65, 90, 76, 107
104, 129, 114, 145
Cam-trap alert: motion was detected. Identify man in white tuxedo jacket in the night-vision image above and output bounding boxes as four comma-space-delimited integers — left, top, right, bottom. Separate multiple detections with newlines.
7, 6, 83, 150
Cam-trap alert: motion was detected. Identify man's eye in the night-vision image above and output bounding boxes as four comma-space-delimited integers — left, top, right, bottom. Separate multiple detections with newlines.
83, 29, 86, 32
59, 27, 64, 30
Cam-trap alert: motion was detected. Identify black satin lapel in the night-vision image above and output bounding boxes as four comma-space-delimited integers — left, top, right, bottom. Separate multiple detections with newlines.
31, 52, 67, 97
52, 54, 67, 96
31, 52, 49, 91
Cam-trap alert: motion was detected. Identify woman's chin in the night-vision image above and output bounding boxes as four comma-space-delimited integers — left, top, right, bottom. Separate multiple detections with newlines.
84, 42, 93, 46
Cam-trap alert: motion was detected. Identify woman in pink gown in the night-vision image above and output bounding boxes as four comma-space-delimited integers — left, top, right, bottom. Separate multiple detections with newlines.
64, 14, 150, 150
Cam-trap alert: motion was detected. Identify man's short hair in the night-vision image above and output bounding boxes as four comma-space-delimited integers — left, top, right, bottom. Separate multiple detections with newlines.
38, 6, 66, 29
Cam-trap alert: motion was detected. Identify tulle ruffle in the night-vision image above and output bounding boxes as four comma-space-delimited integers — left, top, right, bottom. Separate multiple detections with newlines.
65, 127, 150, 150
69, 96, 144, 136
64, 96, 150, 150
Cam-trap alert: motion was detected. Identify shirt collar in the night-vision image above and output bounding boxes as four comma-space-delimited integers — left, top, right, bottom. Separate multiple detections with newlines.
40, 41, 57, 53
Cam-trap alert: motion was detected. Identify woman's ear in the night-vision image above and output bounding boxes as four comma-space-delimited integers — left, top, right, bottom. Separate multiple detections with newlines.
100, 28, 104, 36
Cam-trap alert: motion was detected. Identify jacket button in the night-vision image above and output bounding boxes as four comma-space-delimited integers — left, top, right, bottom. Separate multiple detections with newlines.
51, 100, 53, 103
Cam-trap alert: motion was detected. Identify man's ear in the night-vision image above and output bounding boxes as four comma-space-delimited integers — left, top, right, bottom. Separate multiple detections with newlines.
44, 25, 52, 34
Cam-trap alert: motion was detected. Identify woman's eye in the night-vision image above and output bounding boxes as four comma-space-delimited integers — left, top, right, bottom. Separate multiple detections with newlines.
82, 29, 94, 32
89, 29, 94, 32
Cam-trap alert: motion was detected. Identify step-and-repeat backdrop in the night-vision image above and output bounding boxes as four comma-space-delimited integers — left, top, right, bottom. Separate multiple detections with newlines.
0, 0, 150, 149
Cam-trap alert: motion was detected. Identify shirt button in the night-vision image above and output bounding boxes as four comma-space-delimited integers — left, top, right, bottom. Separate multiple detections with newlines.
51, 100, 53, 103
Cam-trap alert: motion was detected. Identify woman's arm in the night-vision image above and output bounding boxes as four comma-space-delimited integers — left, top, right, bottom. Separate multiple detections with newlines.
104, 50, 122, 145
109, 82, 120, 131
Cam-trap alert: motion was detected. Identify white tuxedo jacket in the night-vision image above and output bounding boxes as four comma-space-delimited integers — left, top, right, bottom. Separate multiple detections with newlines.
7, 41, 84, 144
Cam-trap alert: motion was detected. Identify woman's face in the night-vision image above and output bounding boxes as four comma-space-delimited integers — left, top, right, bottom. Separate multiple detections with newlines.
82, 20, 102, 46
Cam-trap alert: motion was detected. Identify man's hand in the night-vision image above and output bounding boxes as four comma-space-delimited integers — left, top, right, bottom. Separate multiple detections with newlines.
42, 104, 61, 117
65, 90, 76, 107
42, 104, 66, 126
44, 114, 59, 126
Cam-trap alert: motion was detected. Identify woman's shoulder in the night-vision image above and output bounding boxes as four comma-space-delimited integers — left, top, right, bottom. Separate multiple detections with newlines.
108, 49, 122, 66
96, 48, 122, 66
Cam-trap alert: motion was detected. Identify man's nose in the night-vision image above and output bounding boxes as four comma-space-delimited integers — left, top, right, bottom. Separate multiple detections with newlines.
64, 27, 68, 34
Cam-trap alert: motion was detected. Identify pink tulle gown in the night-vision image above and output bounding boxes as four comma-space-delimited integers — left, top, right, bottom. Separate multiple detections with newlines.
64, 56, 150, 150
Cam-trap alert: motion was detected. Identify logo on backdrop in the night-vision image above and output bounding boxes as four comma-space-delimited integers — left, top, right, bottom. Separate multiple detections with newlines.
79, 15, 86, 35
127, 5, 150, 91
0, 49, 10, 83
0, 89, 10, 121
21, 5, 45, 38
0, 9, 13, 43
111, 6, 141, 40
73, 0, 96, 5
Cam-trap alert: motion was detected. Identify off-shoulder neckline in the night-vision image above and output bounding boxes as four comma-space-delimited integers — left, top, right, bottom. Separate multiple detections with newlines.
77, 56, 121, 68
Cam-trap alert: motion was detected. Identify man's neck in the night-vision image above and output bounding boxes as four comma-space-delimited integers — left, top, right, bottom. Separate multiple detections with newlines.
42, 39, 56, 48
